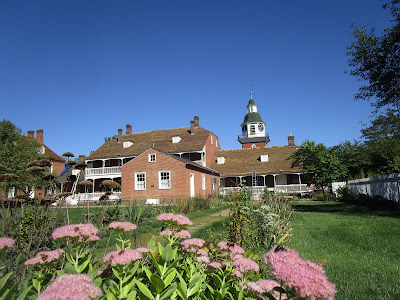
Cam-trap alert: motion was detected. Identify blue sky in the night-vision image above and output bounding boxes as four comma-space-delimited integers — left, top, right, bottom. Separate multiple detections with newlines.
0, 0, 392, 157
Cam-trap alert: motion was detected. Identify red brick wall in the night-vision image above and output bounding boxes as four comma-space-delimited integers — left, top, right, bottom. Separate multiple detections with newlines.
52, 161, 65, 176
242, 142, 265, 149
121, 149, 219, 201
204, 133, 221, 167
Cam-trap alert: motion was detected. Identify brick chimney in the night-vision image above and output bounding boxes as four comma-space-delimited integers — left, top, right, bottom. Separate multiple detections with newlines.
36, 129, 44, 144
117, 128, 123, 143
27, 130, 34, 139
190, 120, 196, 135
194, 116, 199, 128
126, 124, 132, 134
288, 133, 295, 147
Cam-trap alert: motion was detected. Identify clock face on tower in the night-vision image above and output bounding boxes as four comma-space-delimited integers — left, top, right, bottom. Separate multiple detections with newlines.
258, 124, 264, 131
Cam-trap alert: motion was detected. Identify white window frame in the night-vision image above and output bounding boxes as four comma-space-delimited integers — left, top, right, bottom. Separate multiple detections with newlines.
216, 139, 218, 147
148, 153, 156, 162
158, 171, 171, 189
202, 174, 206, 190
135, 172, 146, 190
211, 136, 213, 144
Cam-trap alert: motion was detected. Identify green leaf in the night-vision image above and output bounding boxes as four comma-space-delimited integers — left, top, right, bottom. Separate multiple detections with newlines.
135, 279, 155, 300
77, 256, 92, 273
160, 244, 174, 263
93, 277, 102, 288
32, 278, 41, 292
0, 272, 12, 292
188, 278, 202, 297
163, 268, 176, 286
106, 288, 117, 300
64, 262, 77, 274
147, 235, 156, 249
16, 286, 32, 300
160, 282, 177, 300
150, 274, 165, 293
112, 267, 122, 281
188, 274, 200, 289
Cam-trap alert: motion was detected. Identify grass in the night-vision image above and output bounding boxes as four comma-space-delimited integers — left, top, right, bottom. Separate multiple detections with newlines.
289, 201, 400, 300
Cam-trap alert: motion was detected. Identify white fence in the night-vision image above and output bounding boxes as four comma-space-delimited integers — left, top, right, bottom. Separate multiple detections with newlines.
332, 173, 400, 202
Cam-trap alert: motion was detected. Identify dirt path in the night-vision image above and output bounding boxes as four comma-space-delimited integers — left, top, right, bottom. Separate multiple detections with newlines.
134, 208, 231, 247
188, 209, 230, 233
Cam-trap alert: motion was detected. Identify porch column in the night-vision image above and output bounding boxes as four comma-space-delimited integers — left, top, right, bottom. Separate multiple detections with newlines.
273, 175, 277, 192
298, 173, 302, 192
262, 175, 266, 187
238, 176, 244, 186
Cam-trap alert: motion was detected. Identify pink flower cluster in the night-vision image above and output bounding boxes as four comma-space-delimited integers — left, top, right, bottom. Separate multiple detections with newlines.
135, 247, 153, 253
52, 224, 100, 243
38, 274, 102, 300
109, 221, 137, 232
180, 238, 206, 253
156, 213, 193, 226
0, 237, 14, 250
207, 261, 222, 270
232, 257, 260, 277
160, 229, 191, 239
103, 249, 142, 265
25, 249, 65, 265
264, 247, 337, 300
217, 241, 245, 255
246, 279, 285, 299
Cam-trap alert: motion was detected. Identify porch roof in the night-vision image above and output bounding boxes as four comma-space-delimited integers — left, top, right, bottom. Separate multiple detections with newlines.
210, 146, 302, 177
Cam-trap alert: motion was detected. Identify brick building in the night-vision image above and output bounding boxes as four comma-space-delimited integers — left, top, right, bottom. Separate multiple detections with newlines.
121, 148, 219, 201
84, 116, 221, 201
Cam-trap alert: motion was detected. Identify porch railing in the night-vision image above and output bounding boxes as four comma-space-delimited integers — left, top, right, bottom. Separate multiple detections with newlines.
219, 184, 311, 196
70, 192, 121, 202
85, 167, 121, 176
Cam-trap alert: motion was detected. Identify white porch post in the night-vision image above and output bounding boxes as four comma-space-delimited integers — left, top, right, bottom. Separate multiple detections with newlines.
273, 175, 277, 192
298, 173, 302, 191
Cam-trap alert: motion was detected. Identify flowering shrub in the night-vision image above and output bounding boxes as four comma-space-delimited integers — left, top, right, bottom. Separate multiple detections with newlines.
0, 213, 336, 300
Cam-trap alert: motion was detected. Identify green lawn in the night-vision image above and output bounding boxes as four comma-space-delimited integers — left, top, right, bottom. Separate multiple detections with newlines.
289, 201, 400, 300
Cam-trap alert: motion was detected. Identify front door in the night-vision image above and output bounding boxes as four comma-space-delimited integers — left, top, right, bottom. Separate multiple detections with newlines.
190, 173, 195, 197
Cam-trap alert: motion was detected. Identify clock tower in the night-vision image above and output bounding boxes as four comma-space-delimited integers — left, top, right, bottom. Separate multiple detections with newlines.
237, 92, 270, 149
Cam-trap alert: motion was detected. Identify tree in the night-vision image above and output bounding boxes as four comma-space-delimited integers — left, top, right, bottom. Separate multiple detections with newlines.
360, 112, 400, 174
0, 120, 44, 197
289, 141, 347, 189
347, 1, 400, 112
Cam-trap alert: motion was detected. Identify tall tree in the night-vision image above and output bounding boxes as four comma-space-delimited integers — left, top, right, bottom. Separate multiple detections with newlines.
0, 120, 44, 196
347, 0, 400, 112
289, 141, 347, 189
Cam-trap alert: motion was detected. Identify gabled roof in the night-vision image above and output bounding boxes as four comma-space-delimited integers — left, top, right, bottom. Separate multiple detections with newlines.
122, 147, 220, 175
88, 127, 213, 160
210, 146, 302, 177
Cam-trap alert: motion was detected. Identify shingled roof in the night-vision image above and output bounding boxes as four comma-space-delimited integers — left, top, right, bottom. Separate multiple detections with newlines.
210, 146, 302, 177
88, 127, 214, 160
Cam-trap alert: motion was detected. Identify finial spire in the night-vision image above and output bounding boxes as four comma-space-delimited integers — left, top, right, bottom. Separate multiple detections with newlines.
250, 91, 253, 99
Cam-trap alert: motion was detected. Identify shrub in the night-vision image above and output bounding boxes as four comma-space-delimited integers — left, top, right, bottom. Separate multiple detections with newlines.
1, 213, 337, 300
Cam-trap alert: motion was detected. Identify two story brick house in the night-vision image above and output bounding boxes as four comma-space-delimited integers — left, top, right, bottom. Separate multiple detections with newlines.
84, 116, 221, 201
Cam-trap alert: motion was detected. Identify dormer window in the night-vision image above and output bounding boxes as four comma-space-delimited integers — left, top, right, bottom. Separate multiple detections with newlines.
123, 141, 133, 148
217, 157, 225, 164
172, 136, 181, 143
260, 154, 269, 162
148, 153, 156, 162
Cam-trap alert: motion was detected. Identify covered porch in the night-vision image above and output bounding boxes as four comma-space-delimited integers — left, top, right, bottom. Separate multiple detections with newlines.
219, 173, 312, 198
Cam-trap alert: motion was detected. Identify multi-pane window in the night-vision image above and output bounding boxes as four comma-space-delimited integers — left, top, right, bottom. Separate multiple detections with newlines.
148, 154, 156, 162
135, 172, 146, 190
159, 171, 171, 189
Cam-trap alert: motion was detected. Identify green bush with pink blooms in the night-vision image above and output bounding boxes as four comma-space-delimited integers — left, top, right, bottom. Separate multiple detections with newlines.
0, 212, 337, 300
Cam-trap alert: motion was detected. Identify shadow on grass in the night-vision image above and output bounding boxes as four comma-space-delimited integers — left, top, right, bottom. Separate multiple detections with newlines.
292, 201, 400, 218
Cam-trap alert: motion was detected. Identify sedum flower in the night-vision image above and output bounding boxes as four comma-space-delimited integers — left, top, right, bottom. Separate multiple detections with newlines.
52, 224, 100, 243
135, 247, 153, 253
264, 247, 337, 300
25, 249, 64, 265
38, 274, 101, 300
232, 257, 260, 274
109, 221, 137, 232
156, 213, 193, 226
180, 238, 206, 253
103, 249, 142, 265
0, 237, 14, 250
